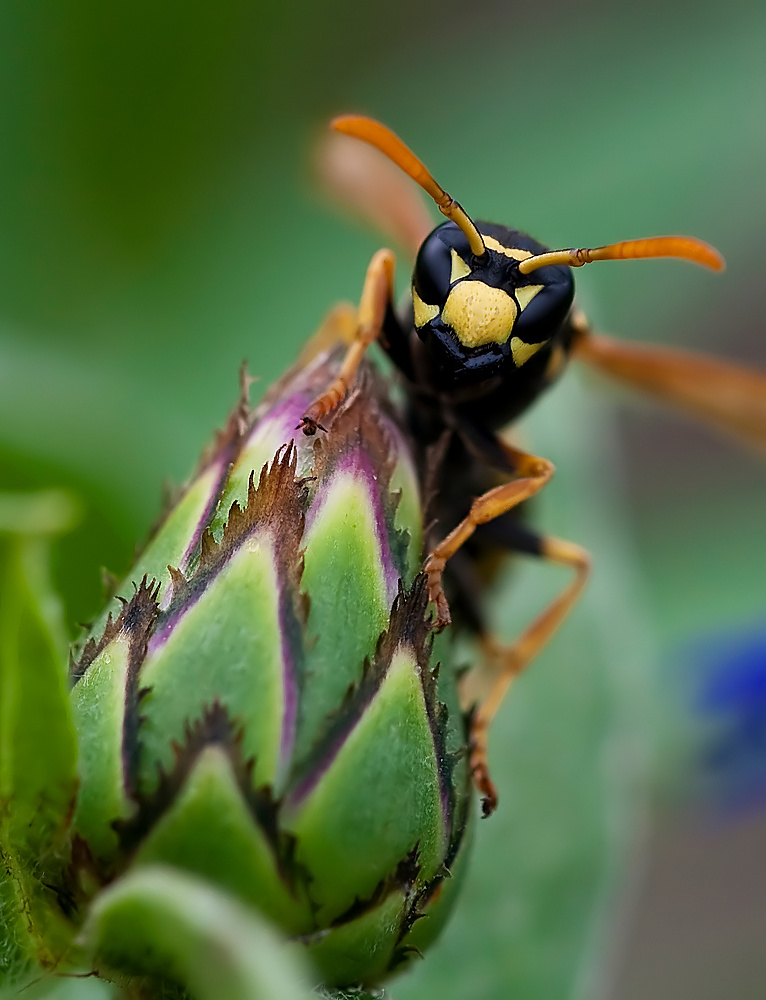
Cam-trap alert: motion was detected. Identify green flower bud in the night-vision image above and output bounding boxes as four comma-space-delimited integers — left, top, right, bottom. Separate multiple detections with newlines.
70, 352, 473, 989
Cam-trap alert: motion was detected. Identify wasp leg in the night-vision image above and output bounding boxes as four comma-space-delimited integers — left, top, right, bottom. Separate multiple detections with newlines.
424, 441, 554, 628
299, 248, 396, 435
296, 301, 358, 368
463, 533, 591, 817
571, 313, 766, 451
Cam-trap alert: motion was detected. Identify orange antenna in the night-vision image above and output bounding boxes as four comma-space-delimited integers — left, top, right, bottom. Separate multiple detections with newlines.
331, 115, 487, 258
518, 235, 725, 275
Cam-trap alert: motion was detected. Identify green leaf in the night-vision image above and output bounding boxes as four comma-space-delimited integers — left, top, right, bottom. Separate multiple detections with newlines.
0, 491, 80, 536
317, 991, 388, 1000
0, 854, 80, 990
81, 865, 315, 1000
0, 490, 79, 857
0, 865, 35, 989
0, 490, 80, 985
2, 973, 117, 1000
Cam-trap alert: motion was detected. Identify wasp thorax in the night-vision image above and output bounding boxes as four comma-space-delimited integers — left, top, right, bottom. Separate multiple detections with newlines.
412, 221, 576, 370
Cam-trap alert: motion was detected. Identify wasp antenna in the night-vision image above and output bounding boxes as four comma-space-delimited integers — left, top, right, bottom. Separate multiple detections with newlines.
518, 235, 725, 275
331, 115, 487, 258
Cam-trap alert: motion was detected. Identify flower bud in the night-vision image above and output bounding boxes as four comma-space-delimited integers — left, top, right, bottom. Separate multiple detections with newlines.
70, 351, 473, 988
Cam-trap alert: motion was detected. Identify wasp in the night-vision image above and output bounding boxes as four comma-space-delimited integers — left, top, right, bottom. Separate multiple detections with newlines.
298, 115, 766, 816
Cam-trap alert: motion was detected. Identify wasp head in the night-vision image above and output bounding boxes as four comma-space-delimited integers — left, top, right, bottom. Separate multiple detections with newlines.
411, 221, 575, 389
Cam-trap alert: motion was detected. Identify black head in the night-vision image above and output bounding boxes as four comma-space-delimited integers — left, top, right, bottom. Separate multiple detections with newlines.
411, 220, 574, 394
329, 115, 724, 422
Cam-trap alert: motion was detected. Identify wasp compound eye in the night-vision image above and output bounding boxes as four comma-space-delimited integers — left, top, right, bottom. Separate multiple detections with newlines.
412, 222, 471, 311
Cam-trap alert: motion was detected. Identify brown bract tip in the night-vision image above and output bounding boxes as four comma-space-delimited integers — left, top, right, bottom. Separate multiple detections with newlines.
71, 575, 161, 683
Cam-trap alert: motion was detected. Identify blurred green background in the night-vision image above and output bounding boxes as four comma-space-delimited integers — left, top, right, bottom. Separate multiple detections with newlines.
1, 0, 765, 998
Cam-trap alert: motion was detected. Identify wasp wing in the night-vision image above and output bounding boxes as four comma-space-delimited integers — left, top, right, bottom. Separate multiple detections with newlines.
316, 129, 434, 259
573, 327, 766, 452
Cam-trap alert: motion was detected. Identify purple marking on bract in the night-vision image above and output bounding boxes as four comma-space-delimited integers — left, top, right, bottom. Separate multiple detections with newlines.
146, 588, 204, 656
255, 393, 312, 441
277, 577, 298, 771
305, 448, 400, 603
244, 391, 317, 474
284, 680, 381, 809
146, 526, 253, 656
163, 390, 314, 614
175, 457, 232, 594
342, 448, 401, 599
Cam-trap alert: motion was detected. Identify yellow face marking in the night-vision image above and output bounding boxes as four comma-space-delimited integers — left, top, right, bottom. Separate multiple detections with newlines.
515, 284, 544, 312
450, 248, 472, 284
482, 235, 533, 262
412, 286, 439, 328
510, 337, 545, 367
442, 281, 517, 348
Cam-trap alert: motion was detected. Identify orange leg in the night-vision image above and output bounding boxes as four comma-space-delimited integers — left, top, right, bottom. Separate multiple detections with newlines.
299, 249, 395, 435
296, 301, 358, 368
424, 442, 555, 629
465, 536, 591, 816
